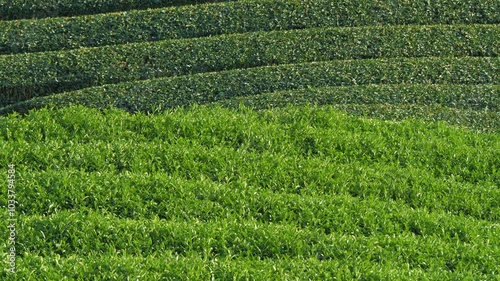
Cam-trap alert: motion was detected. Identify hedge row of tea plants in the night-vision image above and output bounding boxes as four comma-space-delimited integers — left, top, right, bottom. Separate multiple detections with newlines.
0, 0, 232, 20
1, 0, 499, 54
214, 83, 499, 131
1, 25, 498, 107
218, 87, 500, 132
2, 56, 497, 114
217, 84, 499, 111
8, 209, 498, 279
11, 250, 497, 280
3, 133, 498, 218
15, 209, 498, 259
332, 104, 499, 132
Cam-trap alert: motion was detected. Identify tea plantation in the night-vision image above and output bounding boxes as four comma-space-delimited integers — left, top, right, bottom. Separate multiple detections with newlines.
1, 0, 499, 280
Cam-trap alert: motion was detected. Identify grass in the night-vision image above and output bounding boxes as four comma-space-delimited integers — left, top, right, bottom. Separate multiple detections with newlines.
0, 105, 499, 279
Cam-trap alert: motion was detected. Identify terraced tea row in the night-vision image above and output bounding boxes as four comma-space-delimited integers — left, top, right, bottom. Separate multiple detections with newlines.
2, 0, 498, 54
2, 57, 497, 114
11, 167, 499, 222
222, 101, 500, 132
334, 104, 499, 132
14, 249, 497, 280
2, 24, 497, 107
216, 84, 500, 131
1, 0, 233, 20
216, 84, 499, 111
16, 210, 497, 259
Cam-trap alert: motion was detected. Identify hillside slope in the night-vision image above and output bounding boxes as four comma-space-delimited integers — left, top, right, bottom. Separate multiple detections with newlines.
0, 0, 499, 279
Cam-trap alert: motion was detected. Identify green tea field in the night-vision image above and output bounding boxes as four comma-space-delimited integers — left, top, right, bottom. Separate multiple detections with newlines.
1, 0, 499, 280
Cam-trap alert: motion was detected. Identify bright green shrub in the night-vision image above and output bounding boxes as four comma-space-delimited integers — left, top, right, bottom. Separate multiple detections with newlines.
1, 105, 498, 278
